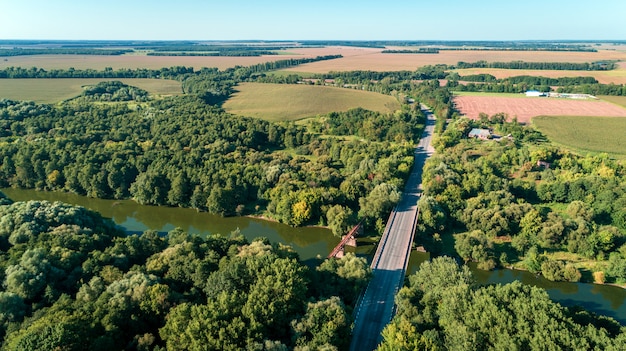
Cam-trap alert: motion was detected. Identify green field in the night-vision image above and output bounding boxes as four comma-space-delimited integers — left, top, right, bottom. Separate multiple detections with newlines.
601, 95, 626, 108
223, 82, 401, 121
0, 78, 182, 103
532, 115, 626, 157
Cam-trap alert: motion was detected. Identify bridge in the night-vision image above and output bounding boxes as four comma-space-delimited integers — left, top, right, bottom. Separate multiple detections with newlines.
349, 105, 436, 351
328, 222, 363, 259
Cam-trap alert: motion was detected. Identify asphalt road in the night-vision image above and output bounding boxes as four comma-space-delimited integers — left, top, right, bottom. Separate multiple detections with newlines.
349, 105, 436, 351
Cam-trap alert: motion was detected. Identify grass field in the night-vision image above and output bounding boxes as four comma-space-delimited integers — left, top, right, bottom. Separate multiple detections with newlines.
0, 78, 182, 103
601, 95, 626, 108
222, 82, 401, 121
532, 115, 626, 157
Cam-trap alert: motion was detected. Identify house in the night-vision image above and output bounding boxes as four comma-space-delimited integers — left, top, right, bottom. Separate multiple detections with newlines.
468, 128, 491, 140
526, 90, 547, 97
536, 160, 551, 169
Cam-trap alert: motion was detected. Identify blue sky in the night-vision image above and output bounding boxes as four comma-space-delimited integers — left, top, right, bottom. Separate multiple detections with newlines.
1, 0, 625, 41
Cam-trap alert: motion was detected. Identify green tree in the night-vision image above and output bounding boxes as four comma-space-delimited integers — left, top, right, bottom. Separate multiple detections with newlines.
326, 205, 355, 237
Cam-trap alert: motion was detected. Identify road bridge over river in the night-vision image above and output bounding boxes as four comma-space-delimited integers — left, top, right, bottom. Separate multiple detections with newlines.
349, 105, 436, 351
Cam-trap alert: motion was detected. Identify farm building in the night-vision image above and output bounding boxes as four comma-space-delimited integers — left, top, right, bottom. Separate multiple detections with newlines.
525, 90, 547, 97
468, 128, 491, 140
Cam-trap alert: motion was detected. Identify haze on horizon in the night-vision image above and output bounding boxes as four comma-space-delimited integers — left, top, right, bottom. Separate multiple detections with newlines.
1, 0, 625, 41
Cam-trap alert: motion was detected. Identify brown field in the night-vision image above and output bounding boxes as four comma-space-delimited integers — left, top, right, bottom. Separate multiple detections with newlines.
283, 48, 626, 73
454, 67, 626, 85
454, 94, 626, 123
4, 47, 624, 74
0, 53, 318, 71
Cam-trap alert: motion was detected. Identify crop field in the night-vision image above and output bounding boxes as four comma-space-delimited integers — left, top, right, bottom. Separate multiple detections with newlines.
0, 78, 182, 103
454, 93, 626, 123
601, 95, 626, 108
222, 82, 401, 121
533, 115, 626, 157
453, 67, 626, 85
283, 48, 626, 73
0, 53, 316, 71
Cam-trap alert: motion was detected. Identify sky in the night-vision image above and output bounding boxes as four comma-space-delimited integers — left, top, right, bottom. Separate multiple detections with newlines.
1, 0, 625, 41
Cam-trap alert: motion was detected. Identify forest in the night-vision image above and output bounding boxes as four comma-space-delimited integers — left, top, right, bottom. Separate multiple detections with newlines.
0, 196, 371, 350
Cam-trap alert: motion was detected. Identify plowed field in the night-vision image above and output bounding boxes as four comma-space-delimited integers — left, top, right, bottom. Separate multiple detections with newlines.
454, 94, 626, 123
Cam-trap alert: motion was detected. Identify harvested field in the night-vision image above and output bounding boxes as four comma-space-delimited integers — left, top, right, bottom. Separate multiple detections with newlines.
223, 82, 400, 121
533, 115, 626, 157
283, 49, 626, 73
454, 67, 626, 85
0, 53, 315, 71
454, 94, 626, 123
0, 78, 182, 103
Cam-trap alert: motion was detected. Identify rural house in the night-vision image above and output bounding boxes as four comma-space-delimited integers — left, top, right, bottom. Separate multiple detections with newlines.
468, 128, 491, 140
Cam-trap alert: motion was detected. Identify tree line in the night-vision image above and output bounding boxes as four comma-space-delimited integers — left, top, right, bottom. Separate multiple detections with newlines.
0, 197, 371, 350
0, 48, 132, 56
456, 60, 616, 70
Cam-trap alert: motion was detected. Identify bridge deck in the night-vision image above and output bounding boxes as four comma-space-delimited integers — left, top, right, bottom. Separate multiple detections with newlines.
349, 106, 436, 351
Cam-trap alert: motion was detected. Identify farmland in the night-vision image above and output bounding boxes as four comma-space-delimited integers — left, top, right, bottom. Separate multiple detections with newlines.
0, 78, 182, 103
533, 115, 626, 157
602, 95, 626, 108
283, 48, 626, 73
453, 93, 626, 123
0, 53, 317, 71
222, 82, 401, 121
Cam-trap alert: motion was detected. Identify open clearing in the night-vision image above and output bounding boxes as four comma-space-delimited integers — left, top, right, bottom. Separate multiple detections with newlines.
222, 82, 400, 121
454, 94, 626, 123
533, 115, 626, 157
0, 78, 182, 103
283, 48, 626, 73
453, 67, 626, 85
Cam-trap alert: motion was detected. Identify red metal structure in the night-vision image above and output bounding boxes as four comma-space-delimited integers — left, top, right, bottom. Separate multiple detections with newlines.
327, 222, 363, 258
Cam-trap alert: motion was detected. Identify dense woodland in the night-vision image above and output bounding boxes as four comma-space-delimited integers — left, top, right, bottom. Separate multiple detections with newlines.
378, 257, 626, 350
0, 196, 371, 350
418, 113, 626, 282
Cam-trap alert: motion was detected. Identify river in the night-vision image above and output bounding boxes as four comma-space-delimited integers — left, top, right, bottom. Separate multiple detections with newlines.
3, 187, 626, 324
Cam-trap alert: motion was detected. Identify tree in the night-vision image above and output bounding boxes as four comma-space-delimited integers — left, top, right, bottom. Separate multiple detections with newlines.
326, 205, 355, 237
358, 183, 401, 230
291, 297, 351, 350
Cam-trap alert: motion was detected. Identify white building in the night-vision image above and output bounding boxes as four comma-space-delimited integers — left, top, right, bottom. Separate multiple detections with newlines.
525, 90, 547, 97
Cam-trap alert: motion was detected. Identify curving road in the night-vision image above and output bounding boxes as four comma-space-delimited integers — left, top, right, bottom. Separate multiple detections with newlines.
349, 105, 436, 351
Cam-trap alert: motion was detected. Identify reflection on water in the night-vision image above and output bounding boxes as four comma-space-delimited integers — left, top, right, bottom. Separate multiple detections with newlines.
1, 188, 339, 261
